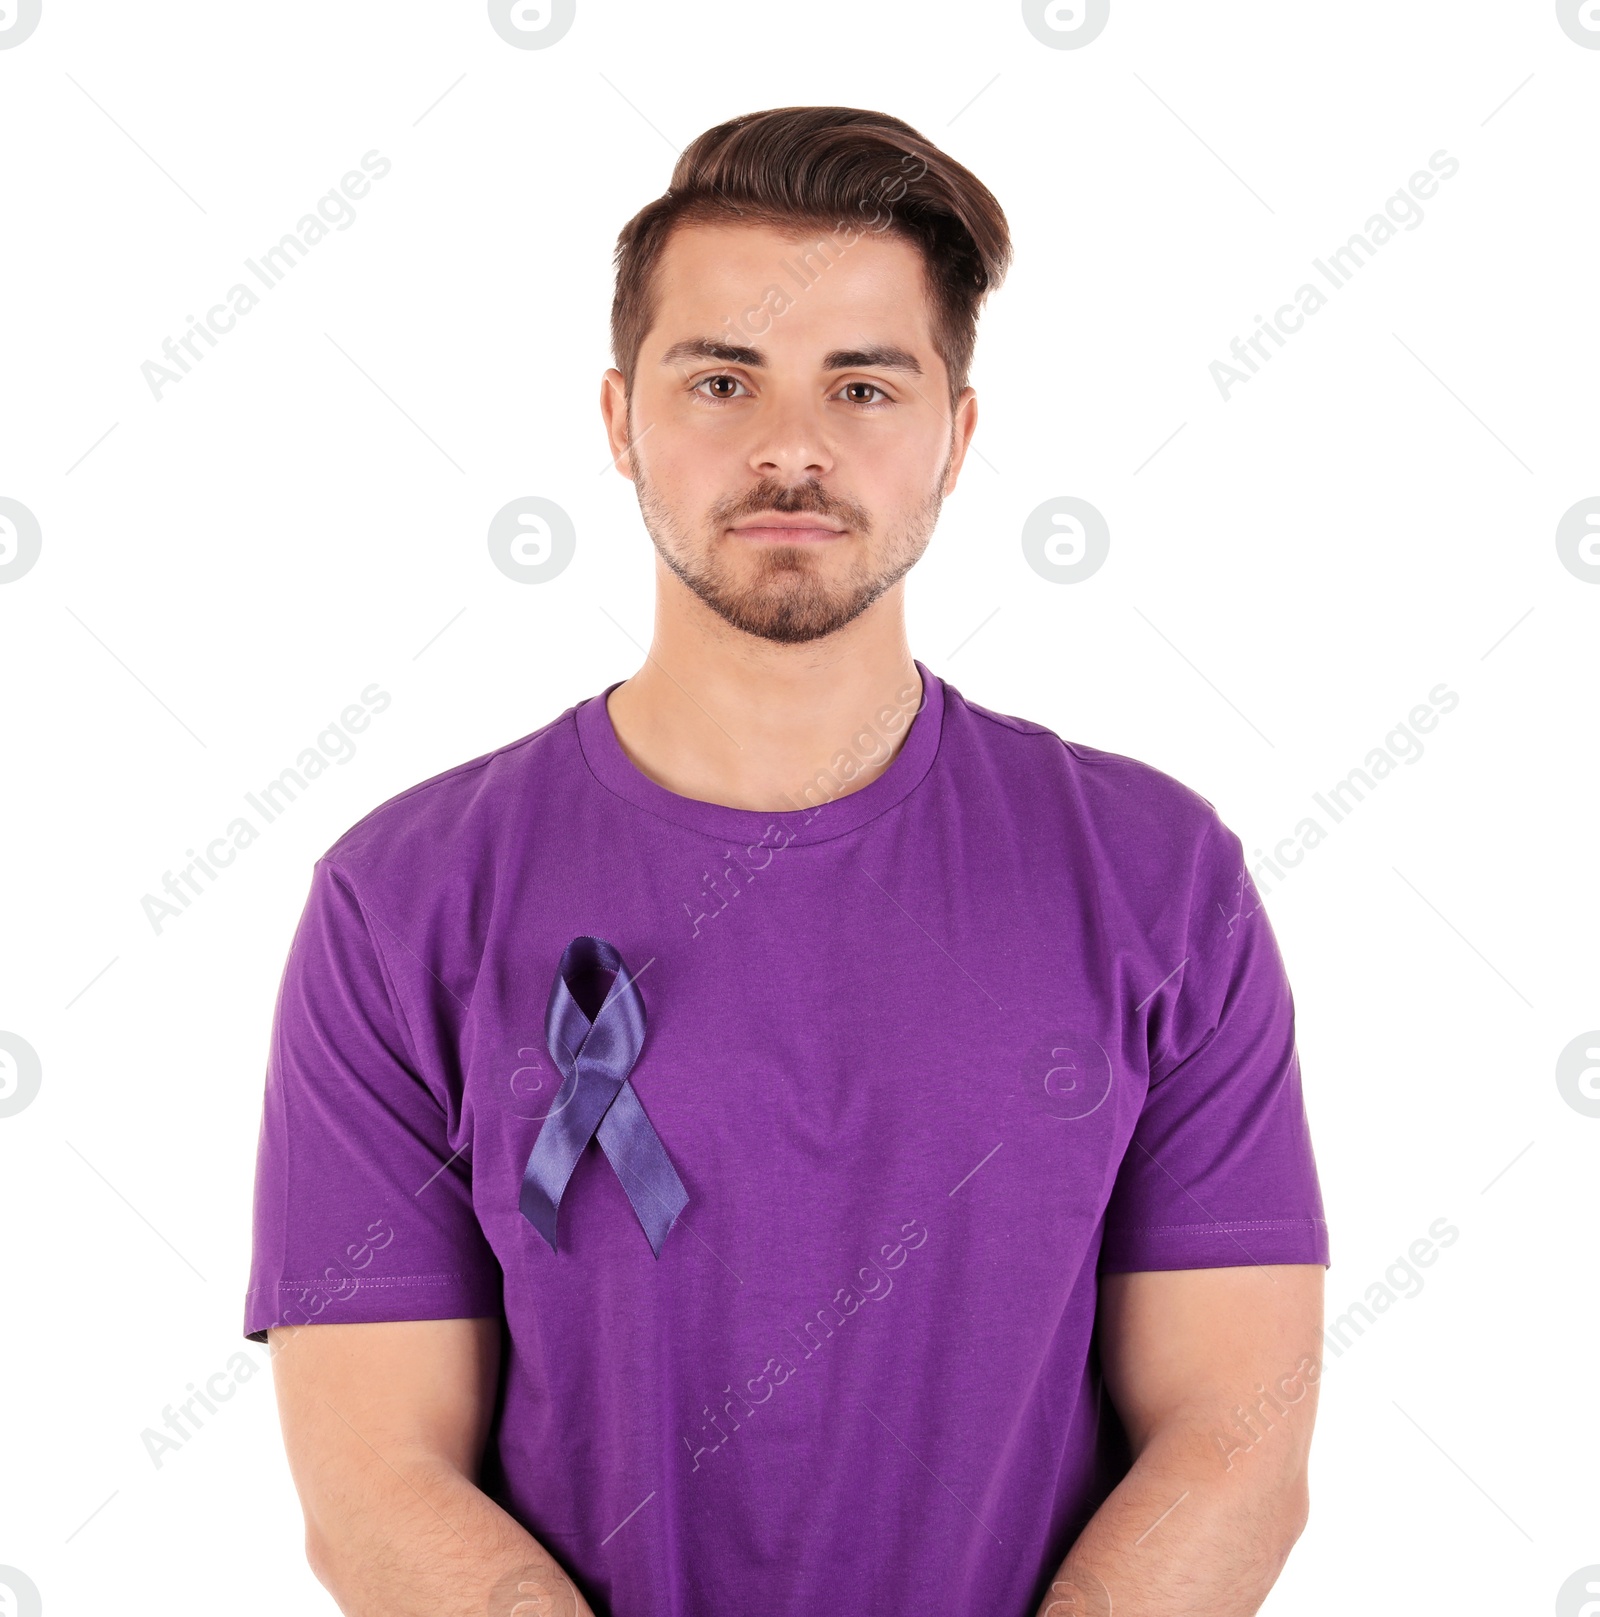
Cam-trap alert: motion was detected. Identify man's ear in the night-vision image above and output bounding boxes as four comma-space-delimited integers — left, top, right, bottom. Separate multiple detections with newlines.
600, 367, 637, 483
943, 386, 979, 495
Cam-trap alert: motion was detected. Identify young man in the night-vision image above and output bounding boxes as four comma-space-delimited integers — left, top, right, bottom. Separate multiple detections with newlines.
246, 106, 1330, 1617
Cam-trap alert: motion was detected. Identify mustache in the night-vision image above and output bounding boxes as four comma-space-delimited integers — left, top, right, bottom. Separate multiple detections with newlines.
712, 480, 871, 528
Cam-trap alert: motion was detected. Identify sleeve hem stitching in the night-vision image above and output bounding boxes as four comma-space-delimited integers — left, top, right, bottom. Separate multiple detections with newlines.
1104, 1218, 1327, 1235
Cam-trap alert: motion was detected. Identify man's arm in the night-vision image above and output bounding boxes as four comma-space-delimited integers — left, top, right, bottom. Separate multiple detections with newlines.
267, 1317, 597, 1617
1034, 1263, 1325, 1617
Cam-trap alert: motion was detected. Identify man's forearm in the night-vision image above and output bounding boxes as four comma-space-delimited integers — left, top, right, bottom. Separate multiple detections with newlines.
304, 1445, 596, 1617
1032, 1422, 1308, 1617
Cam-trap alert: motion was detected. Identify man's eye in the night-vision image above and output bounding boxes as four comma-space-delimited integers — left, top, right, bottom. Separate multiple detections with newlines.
694, 374, 747, 400
691, 376, 889, 405
839, 382, 888, 405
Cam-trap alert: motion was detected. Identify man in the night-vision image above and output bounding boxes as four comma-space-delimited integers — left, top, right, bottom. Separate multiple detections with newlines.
246, 106, 1330, 1617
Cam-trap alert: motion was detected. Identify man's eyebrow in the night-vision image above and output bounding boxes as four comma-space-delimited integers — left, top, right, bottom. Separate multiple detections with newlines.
657, 338, 923, 376
659, 338, 764, 369
824, 345, 922, 376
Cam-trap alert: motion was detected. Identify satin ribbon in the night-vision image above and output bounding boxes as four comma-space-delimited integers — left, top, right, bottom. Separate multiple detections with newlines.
518, 937, 688, 1256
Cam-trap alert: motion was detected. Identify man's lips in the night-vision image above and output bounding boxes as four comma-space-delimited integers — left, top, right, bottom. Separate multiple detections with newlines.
729, 519, 846, 542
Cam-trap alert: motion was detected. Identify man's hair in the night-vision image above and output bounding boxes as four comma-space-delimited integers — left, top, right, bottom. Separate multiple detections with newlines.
610, 106, 1012, 412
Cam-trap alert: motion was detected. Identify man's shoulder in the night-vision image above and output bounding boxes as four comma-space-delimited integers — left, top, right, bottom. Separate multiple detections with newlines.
318, 701, 580, 891
947, 682, 1226, 849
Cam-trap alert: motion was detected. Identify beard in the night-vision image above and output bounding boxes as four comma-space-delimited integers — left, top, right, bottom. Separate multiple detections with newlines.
628, 437, 954, 646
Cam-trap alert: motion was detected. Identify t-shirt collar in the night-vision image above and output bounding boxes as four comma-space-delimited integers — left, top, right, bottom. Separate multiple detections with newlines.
574, 658, 945, 846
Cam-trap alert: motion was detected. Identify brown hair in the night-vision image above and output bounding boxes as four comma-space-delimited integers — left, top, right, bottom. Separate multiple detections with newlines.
610, 106, 1012, 412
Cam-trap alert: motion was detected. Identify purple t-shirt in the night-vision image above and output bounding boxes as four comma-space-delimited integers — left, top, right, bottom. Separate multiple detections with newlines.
244, 659, 1329, 1617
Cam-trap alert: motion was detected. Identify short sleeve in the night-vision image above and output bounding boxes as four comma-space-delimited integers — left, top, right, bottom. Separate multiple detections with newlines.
243, 857, 503, 1342
1098, 814, 1331, 1273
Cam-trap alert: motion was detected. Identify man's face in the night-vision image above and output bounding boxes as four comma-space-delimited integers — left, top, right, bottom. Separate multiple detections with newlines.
601, 221, 977, 645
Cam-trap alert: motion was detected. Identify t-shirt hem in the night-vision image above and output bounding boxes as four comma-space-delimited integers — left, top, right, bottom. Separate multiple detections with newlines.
1097, 1217, 1330, 1274
242, 1274, 503, 1344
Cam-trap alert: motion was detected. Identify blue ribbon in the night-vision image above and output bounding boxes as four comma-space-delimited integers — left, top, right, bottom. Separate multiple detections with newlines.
518, 937, 688, 1256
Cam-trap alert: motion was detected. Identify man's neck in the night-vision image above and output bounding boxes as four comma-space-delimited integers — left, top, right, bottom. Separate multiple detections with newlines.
602, 621, 924, 816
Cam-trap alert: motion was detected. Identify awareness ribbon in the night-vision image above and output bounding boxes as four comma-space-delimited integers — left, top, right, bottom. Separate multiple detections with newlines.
517, 936, 688, 1256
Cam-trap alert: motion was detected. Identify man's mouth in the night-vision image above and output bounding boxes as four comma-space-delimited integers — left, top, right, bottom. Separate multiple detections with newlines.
729, 516, 847, 543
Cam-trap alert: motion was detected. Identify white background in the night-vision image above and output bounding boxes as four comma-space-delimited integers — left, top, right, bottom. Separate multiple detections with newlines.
1, 2, 1596, 1612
